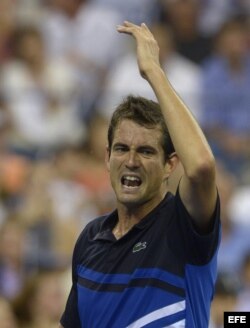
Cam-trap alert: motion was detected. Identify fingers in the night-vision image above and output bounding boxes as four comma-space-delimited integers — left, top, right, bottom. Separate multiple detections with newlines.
123, 21, 148, 29
124, 21, 135, 27
116, 25, 131, 34
117, 21, 150, 35
116, 21, 137, 34
140, 23, 151, 34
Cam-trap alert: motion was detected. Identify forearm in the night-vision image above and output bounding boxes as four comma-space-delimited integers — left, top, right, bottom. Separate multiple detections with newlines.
146, 65, 215, 181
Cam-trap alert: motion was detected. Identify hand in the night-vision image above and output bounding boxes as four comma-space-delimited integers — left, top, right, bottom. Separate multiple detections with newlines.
117, 21, 161, 79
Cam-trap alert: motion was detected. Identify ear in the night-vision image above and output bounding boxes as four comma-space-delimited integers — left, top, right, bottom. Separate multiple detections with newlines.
163, 153, 179, 180
105, 145, 111, 172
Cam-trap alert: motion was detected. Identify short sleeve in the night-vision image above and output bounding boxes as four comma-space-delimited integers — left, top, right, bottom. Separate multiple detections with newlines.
173, 187, 221, 265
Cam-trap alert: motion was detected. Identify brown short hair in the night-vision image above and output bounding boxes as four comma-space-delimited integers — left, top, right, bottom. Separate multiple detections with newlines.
107, 95, 174, 162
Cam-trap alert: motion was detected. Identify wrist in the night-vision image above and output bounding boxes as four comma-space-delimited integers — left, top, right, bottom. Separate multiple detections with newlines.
144, 65, 167, 86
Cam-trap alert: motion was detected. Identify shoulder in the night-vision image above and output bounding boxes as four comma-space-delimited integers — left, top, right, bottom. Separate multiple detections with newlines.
76, 215, 107, 245
71, 214, 108, 266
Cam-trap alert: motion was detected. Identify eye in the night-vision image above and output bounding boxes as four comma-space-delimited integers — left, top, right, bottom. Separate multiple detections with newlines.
113, 145, 128, 153
141, 149, 152, 155
139, 147, 155, 156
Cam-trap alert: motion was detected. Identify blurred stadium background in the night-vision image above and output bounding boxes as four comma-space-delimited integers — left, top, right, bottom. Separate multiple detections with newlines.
0, 1, 249, 327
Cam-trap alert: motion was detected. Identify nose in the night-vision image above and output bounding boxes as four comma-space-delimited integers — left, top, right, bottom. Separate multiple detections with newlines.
125, 150, 140, 169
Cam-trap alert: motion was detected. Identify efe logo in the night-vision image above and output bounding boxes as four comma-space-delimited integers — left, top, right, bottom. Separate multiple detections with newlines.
224, 312, 250, 327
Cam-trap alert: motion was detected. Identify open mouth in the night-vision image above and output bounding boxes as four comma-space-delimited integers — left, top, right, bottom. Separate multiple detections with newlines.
121, 175, 142, 188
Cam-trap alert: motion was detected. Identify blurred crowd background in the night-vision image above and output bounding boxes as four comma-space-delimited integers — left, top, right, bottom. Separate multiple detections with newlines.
0, 0, 249, 327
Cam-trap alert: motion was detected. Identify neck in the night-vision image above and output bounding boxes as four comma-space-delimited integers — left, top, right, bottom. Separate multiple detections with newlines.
113, 192, 167, 239
112, 212, 139, 240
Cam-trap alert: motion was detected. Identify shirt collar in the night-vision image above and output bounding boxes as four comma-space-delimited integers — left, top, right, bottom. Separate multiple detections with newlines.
93, 192, 172, 241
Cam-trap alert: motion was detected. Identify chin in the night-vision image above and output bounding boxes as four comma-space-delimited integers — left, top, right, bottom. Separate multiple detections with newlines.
117, 195, 143, 207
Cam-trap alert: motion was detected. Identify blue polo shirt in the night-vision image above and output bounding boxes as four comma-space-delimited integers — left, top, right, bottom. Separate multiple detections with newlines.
61, 189, 220, 328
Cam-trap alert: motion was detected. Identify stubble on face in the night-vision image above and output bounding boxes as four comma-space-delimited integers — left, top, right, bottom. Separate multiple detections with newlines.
107, 120, 168, 215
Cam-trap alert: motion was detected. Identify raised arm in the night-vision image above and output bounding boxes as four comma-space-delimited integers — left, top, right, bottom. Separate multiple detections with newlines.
117, 21, 217, 232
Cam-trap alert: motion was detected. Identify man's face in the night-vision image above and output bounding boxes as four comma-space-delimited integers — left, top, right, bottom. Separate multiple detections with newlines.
106, 119, 170, 210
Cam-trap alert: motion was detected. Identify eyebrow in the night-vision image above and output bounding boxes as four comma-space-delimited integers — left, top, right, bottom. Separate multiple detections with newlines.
112, 142, 128, 148
113, 142, 158, 152
137, 145, 157, 152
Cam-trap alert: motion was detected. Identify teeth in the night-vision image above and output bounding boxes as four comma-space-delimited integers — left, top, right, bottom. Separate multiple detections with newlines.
124, 176, 140, 182
122, 175, 141, 187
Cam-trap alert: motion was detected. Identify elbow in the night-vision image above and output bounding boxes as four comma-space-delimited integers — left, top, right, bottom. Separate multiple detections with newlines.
186, 154, 216, 184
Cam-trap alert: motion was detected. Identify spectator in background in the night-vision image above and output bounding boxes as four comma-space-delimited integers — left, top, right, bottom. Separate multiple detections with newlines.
229, 185, 250, 226
0, 25, 85, 158
199, 0, 248, 37
46, 149, 106, 232
75, 113, 115, 214
0, 297, 18, 328
13, 269, 66, 328
19, 156, 91, 263
236, 252, 250, 311
42, 0, 123, 122
92, 0, 160, 25
0, 218, 31, 300
160, 0, 212, 64
201, 16, 250, 181
0, 94, 31, 222
0, 0, 15, 65
12, 0, 45, 26
215, 163, 250, 276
